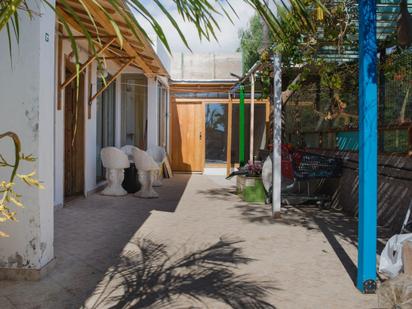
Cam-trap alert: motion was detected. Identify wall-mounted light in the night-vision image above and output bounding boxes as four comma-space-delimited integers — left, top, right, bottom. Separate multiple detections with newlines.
97, 62, 109, 79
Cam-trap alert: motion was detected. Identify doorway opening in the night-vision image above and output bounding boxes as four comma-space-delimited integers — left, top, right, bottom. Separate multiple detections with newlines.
64, 61, 85, 199
121, 74, 147, 149
96, 76, 116, 182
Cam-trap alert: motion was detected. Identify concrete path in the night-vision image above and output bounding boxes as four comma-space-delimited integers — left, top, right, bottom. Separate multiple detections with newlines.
0, 174, 378, 308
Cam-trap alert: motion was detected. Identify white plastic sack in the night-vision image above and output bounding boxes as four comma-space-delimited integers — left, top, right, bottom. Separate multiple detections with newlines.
261, 156, 272, 192
379, 233, 412, 278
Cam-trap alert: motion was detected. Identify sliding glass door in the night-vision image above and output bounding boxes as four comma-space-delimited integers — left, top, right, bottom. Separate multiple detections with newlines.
96, 77, 116, 182
158, 82, 168, 148
205, 103, 228, 164
121, 74, 147, 149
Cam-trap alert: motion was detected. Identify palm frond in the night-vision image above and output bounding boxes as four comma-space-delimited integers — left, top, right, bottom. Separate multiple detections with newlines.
0, 0, 236, 66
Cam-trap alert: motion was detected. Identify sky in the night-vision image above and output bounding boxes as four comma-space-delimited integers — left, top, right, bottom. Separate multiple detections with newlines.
137, 0, 256, 54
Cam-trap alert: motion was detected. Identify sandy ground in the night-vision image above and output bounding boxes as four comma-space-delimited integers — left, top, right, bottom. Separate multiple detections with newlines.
0, 174, 378, 308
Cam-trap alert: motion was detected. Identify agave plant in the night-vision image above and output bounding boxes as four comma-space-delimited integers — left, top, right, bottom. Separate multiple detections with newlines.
0, 132, 44, 237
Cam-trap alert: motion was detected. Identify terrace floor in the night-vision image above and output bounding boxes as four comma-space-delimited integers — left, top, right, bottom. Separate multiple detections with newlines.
0, 174, 378, 308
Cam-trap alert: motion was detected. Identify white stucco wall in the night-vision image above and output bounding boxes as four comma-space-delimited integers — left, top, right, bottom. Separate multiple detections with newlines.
171, 53, 242, 80
147, 77, 159, 148
84, 62, 98, 195
0, 1, 55, 269
115, 78, 122, 148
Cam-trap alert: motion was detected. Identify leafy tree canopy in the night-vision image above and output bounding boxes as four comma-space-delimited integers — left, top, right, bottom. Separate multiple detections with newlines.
238, 14, 266, 73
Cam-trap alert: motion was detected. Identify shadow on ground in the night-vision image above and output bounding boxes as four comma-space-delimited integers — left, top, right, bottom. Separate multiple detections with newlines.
0, 175, 194, 308
88, 237, 277, 309
197, 187, 238, 201
233, 202, 388, 286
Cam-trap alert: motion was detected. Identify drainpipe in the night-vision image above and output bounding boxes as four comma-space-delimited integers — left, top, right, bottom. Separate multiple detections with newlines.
357, 0, 378, 293
239, 85, 245, 166
272, 55, 282, 218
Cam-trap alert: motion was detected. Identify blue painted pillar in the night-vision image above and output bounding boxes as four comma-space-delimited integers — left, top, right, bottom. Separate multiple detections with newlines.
357, 0, 378, 293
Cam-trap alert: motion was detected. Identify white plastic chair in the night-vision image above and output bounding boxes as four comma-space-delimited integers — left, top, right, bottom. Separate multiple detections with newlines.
132, 147, 160, 198
120, 145, 138, 162
147, 146, 166, 187
100, 147, 129, 196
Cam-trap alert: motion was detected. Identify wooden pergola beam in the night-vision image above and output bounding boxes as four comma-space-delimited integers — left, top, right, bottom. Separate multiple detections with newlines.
59, 35, 116, 40
81, 0, 153, 75
88, 58, 134, 116
57, 24, 63, 110
97, 56, 134, 60
60, 37, 115, 90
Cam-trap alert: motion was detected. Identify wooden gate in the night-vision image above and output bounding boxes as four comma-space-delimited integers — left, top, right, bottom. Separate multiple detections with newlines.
171, 101, 204, 172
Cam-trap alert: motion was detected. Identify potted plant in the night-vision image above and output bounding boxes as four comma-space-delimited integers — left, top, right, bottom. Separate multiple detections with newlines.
236, 161, 267, 204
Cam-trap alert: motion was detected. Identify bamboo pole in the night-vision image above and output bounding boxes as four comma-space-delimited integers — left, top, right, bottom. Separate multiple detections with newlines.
239, 85, 245, 166
227, 93, 233, 176
60, 38, 115, 90
89, 59, 133, 103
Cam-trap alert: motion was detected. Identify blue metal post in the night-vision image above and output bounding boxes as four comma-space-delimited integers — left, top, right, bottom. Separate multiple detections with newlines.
357, 0, 378, 293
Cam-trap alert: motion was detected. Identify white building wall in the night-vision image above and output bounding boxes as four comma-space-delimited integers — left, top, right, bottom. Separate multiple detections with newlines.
115, 77, 122, 148
171, 53, 242, 80
54, 45, 64, 207
84, 62, 98, 195
0, 1, 55, 270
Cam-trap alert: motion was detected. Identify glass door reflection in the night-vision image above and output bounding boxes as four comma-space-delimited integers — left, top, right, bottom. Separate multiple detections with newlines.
205, 104, 227, 164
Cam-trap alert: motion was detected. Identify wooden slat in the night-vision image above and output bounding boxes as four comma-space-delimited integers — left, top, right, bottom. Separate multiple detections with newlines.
57, 24, 63, 110
98, 56, 134, 60
173, 98, 267, 104
56, 5, 105, 35
57, 0, 167, 76
81, 0, 153, 75
265, 98, 270, 147
60, 35, 116, 40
